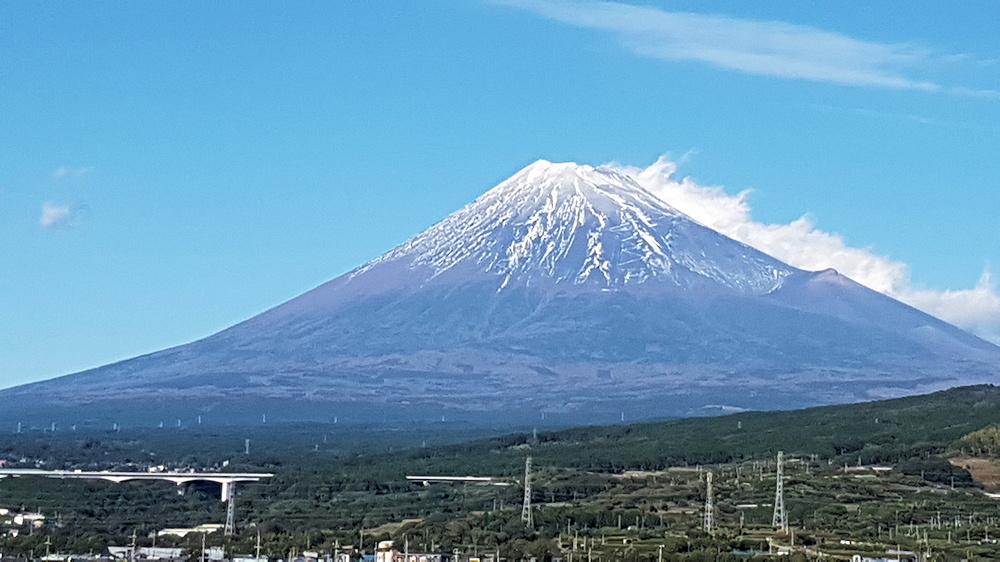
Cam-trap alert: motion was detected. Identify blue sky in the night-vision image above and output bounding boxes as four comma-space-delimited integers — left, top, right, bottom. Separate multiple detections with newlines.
2, 1, 999, 389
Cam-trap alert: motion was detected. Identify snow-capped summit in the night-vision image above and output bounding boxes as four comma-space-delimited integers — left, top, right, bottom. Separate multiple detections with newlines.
352, 160, 794, 294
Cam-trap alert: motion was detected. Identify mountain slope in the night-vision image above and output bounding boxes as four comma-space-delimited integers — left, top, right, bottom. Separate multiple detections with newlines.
3, 160, 998, 428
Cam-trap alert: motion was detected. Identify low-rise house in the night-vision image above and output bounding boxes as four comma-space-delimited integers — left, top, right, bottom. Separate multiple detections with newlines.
376, 541, 446, 562
232, 555, 269, 562
157, 523, 225, 538
108, 546, 186, 561
13, 512, 45, 528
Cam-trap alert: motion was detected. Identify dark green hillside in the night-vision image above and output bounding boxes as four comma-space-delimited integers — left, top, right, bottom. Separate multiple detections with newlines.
362, 384, 1000, 479
3, 384, 1000, 559
4, 385, 998, 478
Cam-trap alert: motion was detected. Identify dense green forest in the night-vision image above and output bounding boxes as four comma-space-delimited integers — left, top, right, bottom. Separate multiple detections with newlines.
2, 385, 1000, 560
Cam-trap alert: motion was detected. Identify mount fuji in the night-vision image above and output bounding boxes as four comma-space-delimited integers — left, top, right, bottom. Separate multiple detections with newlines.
4, 160, 999, 428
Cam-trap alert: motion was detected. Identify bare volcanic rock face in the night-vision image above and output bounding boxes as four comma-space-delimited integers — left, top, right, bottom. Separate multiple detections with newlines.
5, 161, 998, 427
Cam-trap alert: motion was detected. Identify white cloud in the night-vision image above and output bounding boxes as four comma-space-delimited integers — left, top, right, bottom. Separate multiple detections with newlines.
609, 156, 1000, 344
900, 270, 1000, 344
40, 201, 76, 229
503, 0, 993, 94
53, 166, 91, 180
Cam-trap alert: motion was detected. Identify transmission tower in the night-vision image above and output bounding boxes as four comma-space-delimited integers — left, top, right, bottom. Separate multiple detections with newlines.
772, 451, 788, 532
521, 456, 533, 528
703, 470, 714, 536
224, 482, 237, 536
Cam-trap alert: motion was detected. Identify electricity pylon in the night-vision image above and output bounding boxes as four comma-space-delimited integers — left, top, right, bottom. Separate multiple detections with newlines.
703, 470, 714, 536
772, 451, 788, 532
521, 456, 533, 528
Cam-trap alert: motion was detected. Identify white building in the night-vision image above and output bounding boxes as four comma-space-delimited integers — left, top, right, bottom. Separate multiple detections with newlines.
375, 541, 444, 562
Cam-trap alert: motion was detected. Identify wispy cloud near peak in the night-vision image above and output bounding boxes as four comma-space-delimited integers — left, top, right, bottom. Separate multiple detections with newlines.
503, 0, 987, 93
610, 156, 1000, 344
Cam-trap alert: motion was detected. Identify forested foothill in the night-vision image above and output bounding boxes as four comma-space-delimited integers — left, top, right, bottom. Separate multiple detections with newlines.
3, 385, 1000, 560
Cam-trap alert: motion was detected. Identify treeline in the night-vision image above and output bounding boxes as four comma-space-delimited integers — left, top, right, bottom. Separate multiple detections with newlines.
1, 385, 999, 556
959, 424, 1000, 457
362, 384, 1000, 477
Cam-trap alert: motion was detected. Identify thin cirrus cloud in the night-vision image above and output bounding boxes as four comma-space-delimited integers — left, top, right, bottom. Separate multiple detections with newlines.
609, 157, 1000, 344
502, 0, 996, 95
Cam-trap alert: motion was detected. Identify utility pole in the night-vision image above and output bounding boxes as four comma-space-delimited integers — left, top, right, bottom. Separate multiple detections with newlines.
772, 451, 788, 533
521, 456, 533, 528
703, 471, 714, 536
